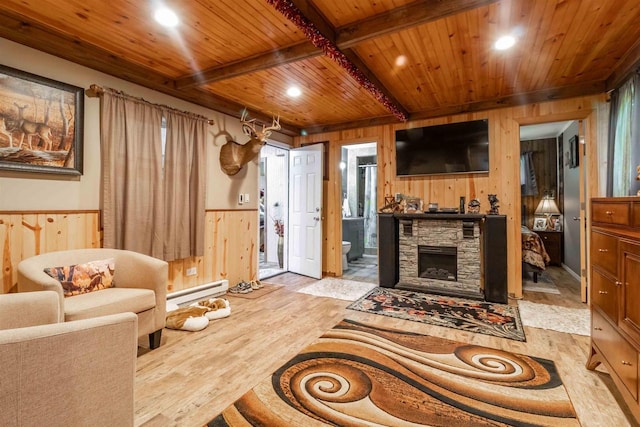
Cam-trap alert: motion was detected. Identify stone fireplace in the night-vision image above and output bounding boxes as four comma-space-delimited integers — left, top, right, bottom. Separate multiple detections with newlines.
398, 219, 482, 298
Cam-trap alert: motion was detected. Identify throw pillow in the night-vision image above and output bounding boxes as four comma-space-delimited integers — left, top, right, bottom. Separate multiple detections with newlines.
44, 258, 116, 297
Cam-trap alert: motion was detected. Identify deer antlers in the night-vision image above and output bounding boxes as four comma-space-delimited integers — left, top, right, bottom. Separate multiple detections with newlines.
240, 110, 280, 141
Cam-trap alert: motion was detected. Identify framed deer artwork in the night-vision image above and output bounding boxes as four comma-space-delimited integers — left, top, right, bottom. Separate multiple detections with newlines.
0, 64, 84, 175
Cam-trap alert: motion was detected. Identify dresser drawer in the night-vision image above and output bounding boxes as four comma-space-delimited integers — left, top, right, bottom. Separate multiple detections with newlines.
592, 268, 619, 322
593, 202, 630, 226
591, 231, 619, 277
593, 309, 639, 400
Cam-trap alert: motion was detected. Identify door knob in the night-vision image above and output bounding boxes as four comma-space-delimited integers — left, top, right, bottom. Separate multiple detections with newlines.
573, 217, 580, 221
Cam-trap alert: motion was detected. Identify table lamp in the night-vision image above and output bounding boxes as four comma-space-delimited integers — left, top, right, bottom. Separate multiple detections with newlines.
535, 194, 561, 230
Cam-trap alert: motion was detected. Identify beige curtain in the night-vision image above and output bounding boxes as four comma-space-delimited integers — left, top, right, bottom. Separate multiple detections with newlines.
101, 90, 165, 258
163, 111, 206, 261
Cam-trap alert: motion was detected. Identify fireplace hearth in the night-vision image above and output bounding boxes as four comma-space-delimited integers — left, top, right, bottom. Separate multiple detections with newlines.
419, 245, 457, 281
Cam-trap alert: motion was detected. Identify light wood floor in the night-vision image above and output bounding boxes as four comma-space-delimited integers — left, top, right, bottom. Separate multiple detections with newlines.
135, 269, 636, 427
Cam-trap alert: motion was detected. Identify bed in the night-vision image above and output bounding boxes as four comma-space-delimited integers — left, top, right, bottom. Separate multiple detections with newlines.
521, 225, 551, 282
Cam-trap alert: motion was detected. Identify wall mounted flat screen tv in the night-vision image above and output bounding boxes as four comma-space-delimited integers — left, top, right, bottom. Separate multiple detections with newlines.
395, 119, 489, 176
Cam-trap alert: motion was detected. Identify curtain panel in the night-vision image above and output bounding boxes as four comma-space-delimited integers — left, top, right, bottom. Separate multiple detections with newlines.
100, 92, 165, 258
608, 73, 640, 196
100, 90, 207, 261
163, 112, 206, 261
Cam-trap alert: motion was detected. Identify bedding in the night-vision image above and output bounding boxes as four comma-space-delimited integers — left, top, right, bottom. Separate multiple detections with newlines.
522, 226, 550, 270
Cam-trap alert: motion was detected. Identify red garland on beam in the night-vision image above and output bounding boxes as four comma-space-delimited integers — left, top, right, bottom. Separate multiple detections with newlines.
266, 0, 408, 122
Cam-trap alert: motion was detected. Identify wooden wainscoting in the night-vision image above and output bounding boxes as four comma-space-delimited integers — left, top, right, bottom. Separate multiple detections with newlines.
0, 209, 258, 295
167, 209, 258, 293
0, 211, 101, 293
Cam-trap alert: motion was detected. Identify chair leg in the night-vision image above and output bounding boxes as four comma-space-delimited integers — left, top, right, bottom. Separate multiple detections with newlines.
149, 329, 162, 349
533, 271, 538, 283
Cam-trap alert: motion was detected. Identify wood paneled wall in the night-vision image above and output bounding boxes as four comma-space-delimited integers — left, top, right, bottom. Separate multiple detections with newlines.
297, 94, 608, 297
0, 209, 258, 294
0, 211, 101, 293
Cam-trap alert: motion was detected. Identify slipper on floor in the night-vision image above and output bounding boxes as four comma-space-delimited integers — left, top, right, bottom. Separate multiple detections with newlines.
229, 281, 252, 294
250, 280, 263, 290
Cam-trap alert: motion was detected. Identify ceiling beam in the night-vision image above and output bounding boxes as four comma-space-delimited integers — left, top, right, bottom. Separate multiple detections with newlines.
175, 0, 498, 88
337, 0, 500, 48
304, 81, 607, 134
606, 38, 640, 92
0, 10, 301, 136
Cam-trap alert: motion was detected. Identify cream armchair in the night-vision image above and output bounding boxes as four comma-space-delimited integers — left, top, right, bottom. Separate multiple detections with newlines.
0, 291, 137, 427
17, 248, 168, 349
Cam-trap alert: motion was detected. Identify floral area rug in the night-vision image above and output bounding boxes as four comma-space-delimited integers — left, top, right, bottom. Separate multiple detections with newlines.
209, 320, 576, 426
347, 287, 526, 341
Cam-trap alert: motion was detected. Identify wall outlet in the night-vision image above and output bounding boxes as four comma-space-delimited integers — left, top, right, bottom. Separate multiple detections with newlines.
186, 267, 197, 276
238, 193, 244, 204
244, 193, 249, 203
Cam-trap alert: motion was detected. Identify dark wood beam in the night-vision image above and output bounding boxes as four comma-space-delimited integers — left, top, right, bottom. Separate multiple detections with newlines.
304, 81, 606, 134
174, 43, 321, 89
606, 38, 640, 91
175, 0, 497, 87
0, 10, 301, 136
337, 0, 500, 48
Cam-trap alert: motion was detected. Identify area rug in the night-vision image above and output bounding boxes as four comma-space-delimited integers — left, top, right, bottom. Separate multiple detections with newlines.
347, 287, 525, 341
208, 319, 577, 426
518, 300, 590, 336
523, 272, 561, 294
226, 283, 282, 300
297, 278, 377, 301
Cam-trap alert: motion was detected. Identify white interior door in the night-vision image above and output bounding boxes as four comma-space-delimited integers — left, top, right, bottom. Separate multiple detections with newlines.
288, 144, 323, 278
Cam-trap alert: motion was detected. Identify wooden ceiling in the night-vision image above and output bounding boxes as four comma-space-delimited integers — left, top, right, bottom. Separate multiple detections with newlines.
1, 0, 639, 135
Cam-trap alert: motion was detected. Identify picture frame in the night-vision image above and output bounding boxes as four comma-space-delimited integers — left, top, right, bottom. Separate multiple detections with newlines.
533, 217, 548, 231
404, 197, 423, 213
554, 217, 563, 231
569, 135, 579, 169
0, 64, 84, 175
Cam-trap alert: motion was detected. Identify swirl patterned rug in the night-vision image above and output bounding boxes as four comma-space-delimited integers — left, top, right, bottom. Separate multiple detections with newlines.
208, 320, 577, 426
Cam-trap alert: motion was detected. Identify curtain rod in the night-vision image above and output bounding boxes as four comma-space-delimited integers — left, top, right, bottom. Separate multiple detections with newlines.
85, 84, 215, 125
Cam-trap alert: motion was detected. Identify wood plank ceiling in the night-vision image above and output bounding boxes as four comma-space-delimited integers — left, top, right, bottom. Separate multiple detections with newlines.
0, 0, 639, 135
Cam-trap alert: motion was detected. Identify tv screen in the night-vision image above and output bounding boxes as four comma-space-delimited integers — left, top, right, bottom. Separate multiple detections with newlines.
395, 119, 489, 176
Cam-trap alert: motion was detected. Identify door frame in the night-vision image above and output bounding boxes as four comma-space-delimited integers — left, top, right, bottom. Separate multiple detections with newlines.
515, 110, 595, 303
334, 137, 379, 276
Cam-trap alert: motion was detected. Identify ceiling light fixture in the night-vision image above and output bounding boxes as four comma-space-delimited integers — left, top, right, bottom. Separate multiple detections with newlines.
286, 86, 302, 97
154, 7, 179, 28
494, 35, 516, 50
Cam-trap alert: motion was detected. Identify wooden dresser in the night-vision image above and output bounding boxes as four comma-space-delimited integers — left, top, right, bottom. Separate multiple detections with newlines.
587, 197, 640, 423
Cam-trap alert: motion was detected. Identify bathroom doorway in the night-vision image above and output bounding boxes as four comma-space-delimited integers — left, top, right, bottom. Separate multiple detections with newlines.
340, 142, 378, 284
259, 144, 289, 280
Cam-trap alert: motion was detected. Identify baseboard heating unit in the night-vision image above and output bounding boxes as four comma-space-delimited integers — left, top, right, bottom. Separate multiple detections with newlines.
167, 279, 229, 305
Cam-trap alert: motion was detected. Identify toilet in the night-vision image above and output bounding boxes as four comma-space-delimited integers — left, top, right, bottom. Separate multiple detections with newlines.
341, 241, 352, 273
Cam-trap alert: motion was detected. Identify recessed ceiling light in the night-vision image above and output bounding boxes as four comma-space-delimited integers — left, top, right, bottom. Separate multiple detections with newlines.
286, 86, 302, 97
494, 35, 516, 50
154, 7, 179, 27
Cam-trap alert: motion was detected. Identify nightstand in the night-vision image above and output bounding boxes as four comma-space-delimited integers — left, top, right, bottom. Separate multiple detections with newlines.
536, 230, 563, 266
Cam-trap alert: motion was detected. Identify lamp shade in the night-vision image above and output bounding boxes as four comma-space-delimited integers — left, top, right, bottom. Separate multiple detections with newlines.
535, 195, 561, 216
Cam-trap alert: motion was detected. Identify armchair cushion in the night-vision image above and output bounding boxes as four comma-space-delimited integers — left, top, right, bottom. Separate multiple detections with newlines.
43, 257, 116, 297
64, 287, 156, 321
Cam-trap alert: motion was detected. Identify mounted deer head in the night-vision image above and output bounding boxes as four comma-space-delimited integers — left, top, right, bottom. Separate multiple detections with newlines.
219, 110, 280, 176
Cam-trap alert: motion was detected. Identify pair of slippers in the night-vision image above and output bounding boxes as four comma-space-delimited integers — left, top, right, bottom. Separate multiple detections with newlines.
165, 297, 231, 331
228, 280, 263, 294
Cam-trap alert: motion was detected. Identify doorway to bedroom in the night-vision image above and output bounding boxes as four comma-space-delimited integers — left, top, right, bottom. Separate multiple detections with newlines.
519, 121, 583, 306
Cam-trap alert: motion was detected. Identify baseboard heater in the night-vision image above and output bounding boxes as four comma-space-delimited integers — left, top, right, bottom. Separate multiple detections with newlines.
167, 279, 229, 305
